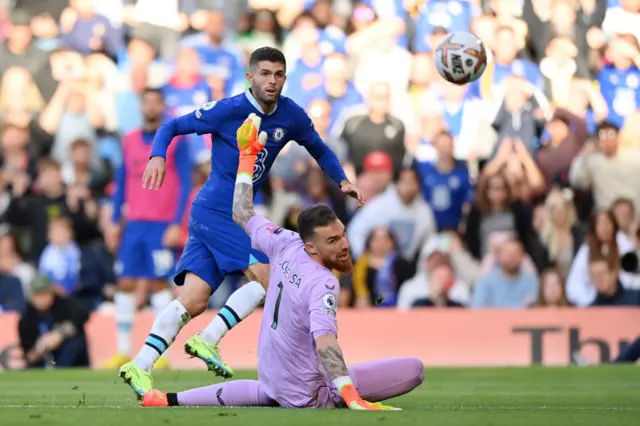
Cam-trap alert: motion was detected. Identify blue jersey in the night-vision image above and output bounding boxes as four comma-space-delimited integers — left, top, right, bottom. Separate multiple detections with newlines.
151, 90, 347, 216
415, 160, 473, 231
597, 65, 640, 128
413, 0, 476, 53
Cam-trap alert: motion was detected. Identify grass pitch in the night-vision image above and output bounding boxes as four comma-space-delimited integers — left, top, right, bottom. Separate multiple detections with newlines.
0, 366, 638, 426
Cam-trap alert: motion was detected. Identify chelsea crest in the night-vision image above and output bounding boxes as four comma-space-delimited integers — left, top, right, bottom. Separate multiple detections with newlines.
273, 127, 285, 142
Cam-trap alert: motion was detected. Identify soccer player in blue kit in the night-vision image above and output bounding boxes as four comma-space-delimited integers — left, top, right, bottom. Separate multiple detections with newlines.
119, 47, 364, 398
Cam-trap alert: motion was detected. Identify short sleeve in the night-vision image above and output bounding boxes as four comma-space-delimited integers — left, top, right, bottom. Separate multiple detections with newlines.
308, 275, 340, 339
246, 215, 300, 258
191, 100, 224, 136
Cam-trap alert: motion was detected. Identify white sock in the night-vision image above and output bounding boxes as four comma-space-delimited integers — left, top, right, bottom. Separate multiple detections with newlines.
150, 289, 173, 314
134, 299, 190, 373
150, 289, 174, 358
114, 292, 136, 357
199, 281, 266, 345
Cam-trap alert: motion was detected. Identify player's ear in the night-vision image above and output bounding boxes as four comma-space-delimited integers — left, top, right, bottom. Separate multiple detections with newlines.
245, 71, 252, 84
304, 241, 317, 256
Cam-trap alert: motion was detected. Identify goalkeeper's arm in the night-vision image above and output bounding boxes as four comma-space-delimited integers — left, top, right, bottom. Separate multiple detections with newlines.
315, 333, 367, 409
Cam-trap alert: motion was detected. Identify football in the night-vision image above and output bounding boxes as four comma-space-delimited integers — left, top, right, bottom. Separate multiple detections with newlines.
434, 31, 487, 85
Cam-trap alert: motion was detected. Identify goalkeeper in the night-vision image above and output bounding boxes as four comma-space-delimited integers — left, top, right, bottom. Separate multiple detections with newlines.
140, 114, 424, 410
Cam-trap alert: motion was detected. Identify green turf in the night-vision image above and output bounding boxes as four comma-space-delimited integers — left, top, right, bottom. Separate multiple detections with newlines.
0, 366, 638, 426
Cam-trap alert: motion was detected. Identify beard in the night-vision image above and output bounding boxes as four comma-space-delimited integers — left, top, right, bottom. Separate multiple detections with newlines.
253, 84, 280, 104
328, 254, 354, 273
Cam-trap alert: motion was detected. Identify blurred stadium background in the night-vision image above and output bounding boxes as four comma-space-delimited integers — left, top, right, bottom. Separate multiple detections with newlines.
0, 0, 639, 394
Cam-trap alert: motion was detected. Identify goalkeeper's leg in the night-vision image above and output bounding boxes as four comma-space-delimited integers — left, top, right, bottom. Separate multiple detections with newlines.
142, 380, 277, 407
343, 357, 424, 403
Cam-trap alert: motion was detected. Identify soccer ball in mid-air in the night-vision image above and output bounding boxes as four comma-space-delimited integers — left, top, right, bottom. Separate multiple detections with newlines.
434, 31, 487, 85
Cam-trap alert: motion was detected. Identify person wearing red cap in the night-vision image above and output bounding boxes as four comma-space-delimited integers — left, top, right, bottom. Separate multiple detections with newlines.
357, 151, 394, 201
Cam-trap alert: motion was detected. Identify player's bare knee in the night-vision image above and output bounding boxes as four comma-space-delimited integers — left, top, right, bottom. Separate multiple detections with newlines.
117, 279, 136, 293
179, 273, 213, 317
149, 279, 170, 293
178, 293, 207, 317
245, 263, 270, 290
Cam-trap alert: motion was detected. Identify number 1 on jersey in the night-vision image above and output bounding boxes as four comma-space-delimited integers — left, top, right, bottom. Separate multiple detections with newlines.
271, 281, 284, 330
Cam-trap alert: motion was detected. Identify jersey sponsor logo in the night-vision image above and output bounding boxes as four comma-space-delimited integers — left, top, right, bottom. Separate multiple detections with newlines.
322, 293, 337, 317
267, 225, 284, 235
195, 101, 216, 119
273, 127, 285, 142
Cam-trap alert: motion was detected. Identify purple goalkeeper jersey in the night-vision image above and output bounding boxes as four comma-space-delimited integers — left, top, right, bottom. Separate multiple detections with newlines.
246, 215, 340, 408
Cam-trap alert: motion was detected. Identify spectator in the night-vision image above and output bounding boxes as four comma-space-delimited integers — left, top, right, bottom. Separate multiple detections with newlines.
589, 257, 640, 306
18, 273, 90, 368
6, 157, 95, 261
298, 167, 349, 225
347, 166, 435, 262
342, 226, 414, 308
415, 130, 473, 231
566, 210, 634, 306
0, 66, 45, 115
40, 80, 102, 171
470, 238, 540, 308
307, 52, 364, 129
535, 106, 589, 190
601, 0, 640, 55
611, 198, 636, 241
0, 9, 56, 101
335, 81, 406, 176
123, 0, 188, 60
538, 188, 583, 279
187, 10, 246, 98
0, 121, 38, 181
477, 25, 542, 100
410, 261, 464, 308
38, 216, 81, 295
569, 122, 640, 212
59, 0, 123, 59
397, 238, 474, 309
596, 34, 640, 128
162, 48, 212, 160
535, 268, 571, 307
283, 12, 326, 105
356, 151, 394, 203
464, 170, 545, 269
0, 232, 36, 298
488, 76, 550, 156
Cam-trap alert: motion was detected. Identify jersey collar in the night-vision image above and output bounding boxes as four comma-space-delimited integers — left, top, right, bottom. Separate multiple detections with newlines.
245, 89, 278, 116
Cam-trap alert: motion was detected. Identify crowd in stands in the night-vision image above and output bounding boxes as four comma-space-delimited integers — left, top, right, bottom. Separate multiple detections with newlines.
1, 0, 640, 318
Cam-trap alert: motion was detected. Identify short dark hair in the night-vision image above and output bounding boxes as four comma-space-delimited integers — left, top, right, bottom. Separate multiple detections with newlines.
249, 47, 287, 70
595, 121, 619, 135
142, 87, 164, 99
297, 204, 338, 242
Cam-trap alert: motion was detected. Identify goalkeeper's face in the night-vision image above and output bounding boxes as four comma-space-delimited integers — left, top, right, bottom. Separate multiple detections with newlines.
248, 61, 286, 105
306, 220, 353, 273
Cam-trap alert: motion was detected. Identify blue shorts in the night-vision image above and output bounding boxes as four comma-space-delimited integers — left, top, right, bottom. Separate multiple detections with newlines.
116, 221, 177, 280
174, 204, 268, 290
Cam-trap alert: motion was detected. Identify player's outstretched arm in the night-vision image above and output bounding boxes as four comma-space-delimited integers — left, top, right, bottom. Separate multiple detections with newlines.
315, 333, 400, 411
232, 113, 267, 231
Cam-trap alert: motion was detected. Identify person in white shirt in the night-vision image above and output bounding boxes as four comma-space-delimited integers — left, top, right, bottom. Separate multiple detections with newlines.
347, 166, 435, 262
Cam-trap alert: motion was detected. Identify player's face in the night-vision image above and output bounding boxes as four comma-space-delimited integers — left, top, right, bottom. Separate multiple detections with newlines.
247, 61, 286, 105
306, 220, 353, 273
142, 92, 165, 122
